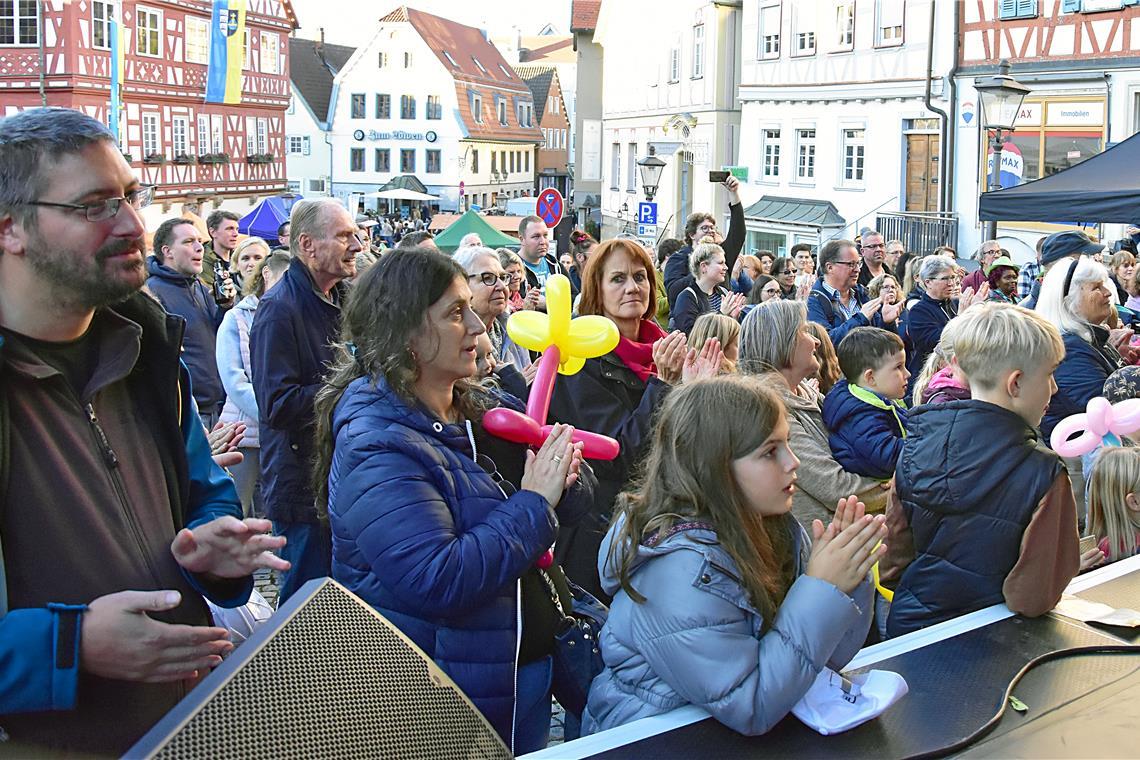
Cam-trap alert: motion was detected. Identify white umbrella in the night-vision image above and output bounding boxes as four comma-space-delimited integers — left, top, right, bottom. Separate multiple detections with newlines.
363, 188, 440, 201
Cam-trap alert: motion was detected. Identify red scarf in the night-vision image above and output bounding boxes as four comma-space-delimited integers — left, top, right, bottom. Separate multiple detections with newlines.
612, 320, 668, 382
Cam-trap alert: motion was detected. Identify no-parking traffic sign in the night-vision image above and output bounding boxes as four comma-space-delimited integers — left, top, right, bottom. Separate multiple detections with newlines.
536, 188, 564, 227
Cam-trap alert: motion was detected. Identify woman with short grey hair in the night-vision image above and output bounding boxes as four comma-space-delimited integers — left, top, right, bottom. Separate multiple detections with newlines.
903, 256, 965, 393
739, 300, 887, 528
454, 246, 532, 372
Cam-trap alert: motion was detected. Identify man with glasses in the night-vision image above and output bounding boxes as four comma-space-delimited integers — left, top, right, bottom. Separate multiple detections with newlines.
250, 198, 361, 606
857, 229, 893, 287
664, 176, 745, 310
808, 238, 900, 345
0, 108, 283, 753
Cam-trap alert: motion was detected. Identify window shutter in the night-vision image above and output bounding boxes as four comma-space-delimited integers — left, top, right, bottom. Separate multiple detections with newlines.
1060, 0, 1082, 10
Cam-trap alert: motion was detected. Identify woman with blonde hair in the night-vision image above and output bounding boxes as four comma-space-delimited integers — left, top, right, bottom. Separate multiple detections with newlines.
584, 376, 883, 735
690, 313, 740, 374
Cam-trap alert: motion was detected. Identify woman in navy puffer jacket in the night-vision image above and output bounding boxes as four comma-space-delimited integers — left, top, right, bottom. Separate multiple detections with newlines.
312, 249, 594, 753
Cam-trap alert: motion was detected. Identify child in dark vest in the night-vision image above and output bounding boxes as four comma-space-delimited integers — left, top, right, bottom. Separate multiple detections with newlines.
822, 327, 910, 480
881, 303, 1080, 638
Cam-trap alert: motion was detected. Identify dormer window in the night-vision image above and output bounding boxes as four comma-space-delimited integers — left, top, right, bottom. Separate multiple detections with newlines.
443, 51, 457, 66
472, 57, 487, 74
472, 93, 483, 123
499, 64, 511, 78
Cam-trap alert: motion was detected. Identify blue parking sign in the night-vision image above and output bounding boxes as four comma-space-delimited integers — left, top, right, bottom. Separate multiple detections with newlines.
638, 202, 657, 225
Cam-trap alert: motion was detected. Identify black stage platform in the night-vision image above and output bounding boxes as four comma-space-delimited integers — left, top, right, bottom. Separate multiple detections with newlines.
525, 556, 1140, 759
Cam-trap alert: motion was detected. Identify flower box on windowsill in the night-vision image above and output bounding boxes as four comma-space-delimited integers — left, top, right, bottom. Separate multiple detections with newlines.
142, 153, 167, 166
246, 153, 275, 165
173, 154, 198, 165
199, 153, 230, 165
121, 153, 134, 164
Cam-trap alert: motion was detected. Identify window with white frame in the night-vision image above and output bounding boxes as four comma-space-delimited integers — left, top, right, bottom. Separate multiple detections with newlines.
497, 99, 507, 125
211, 115, 223, 153
142, 114, 159, 156
0, 0, 38, 45
626, 143, 637, 192
836, 2, 855, 51
378, 51, 388, 68
552, 97, 558, 115
796, 128, 816, 180
308, 178, 326, 193
542, 128, 549, 148
260, 32, 280, 73
692, 23, 704, 78
876, 0, 903, 46
758, 2, 781, 59
792, 2, 816, 56
376, 93, 390, 119
351, 94, 366, 119
668, 45, 680, 81
426, 95, 442, 120
256, 118, 267, 154
525, 151, 530, 171
350, 148, 364, 172
404, 51, 412, 68
762, 129, 780, 178
92, 0, 114, 50
197, 115, 209, 155
242, 28, 251, 70
401, 94, 416, 119
400, 148, 415, 172
426, 149, 441, 173
136, 7, 161, 56
472, 93, 483, 123
245, 118, 256, 155
610, 143, 620, 189
842, 128, 865, 184
185, 15, 209, 64
288, 136, 304, 154
172, 116, 189, 156
375, 148, 389, 172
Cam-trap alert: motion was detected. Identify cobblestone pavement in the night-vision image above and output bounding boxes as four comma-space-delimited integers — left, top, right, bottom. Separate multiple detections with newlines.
249, 568, 567, 746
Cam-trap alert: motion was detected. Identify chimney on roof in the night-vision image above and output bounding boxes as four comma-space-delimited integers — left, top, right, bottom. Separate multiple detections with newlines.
316, 27, 325, 56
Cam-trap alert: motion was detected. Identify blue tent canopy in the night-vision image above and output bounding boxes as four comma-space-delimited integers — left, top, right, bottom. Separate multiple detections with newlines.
239, 195, 299, 241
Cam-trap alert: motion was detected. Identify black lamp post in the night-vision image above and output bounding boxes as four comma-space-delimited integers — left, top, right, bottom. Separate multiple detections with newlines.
975, 59, 1031, 240
637, 151, 667, 202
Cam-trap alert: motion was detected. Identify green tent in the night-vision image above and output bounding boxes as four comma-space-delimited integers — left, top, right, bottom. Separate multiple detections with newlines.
433, 209, 520, 253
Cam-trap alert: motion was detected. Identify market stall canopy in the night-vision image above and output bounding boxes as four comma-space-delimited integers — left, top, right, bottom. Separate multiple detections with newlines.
363, 188, 440, 201
238, 195, 299, 241
980, 131, 1140, 223
431, 209, 521, 253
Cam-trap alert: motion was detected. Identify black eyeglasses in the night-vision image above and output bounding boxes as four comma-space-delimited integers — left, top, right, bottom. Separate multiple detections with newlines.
469, 272, 511, 287
475, 453, 518, 496
833, 259, 862, 269
24, 185, 154, 222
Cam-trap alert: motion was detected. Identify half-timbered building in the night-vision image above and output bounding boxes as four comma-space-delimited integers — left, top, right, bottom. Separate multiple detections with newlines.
0, 0, 297, 227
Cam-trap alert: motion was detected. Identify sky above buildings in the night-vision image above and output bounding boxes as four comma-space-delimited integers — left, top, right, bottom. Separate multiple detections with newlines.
289, 0, 572, 47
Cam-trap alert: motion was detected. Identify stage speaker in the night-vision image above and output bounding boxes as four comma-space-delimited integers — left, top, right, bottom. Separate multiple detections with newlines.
127, 578, 510, 759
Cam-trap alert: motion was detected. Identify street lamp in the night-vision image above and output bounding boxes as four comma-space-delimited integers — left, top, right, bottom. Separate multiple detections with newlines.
975, 59, 1031, 240
637, 151, 667, 202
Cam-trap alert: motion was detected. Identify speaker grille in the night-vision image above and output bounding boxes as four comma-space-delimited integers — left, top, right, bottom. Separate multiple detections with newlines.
149, 582, 510, 760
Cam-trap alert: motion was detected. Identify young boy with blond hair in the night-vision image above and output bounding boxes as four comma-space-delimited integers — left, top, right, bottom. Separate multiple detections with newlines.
883, 303, 1080, 637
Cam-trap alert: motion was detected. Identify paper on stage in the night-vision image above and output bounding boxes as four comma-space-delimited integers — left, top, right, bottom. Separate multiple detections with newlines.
1053, 594, 1140, 627
791, 668, 908, 736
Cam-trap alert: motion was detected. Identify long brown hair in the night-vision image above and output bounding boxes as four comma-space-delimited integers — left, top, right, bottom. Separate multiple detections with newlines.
804, 321, 842, 394
577, 238, 657, 321
311, 247, 492, 511
609, 376, 796, 622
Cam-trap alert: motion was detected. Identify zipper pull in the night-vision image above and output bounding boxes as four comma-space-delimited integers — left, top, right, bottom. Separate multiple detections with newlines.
85, 403, 120, 469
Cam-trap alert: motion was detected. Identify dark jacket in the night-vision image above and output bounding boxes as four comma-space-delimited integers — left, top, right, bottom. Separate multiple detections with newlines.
886, 401, 1076, 638
903, 291, 956, 396
146, 257, 225, 413
806, 279, 889, 346
1042, 326, 1124, 444
520, 253, 576, 297
665, 202, 745, 309
670, 283, 729, 335
548, 350, 671, 599
857, 261, 893, 288
250, 257, 348, 523
326, 376, 592, 747
0, 293, 248, 752
821, 382, 907, 480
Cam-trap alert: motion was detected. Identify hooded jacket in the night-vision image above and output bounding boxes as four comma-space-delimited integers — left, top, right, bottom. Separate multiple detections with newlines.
583, 516, 872, 736
326, 375, 594, 747
885, 400, 1079, 638
821, 382, 907, 480
773, 380, 888, 528
145, 257, 225, 413
920, 366, 970, 406
216, 294, 259, 448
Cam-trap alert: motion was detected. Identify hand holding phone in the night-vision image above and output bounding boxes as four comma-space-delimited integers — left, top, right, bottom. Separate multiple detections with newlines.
708, 170, 729, 183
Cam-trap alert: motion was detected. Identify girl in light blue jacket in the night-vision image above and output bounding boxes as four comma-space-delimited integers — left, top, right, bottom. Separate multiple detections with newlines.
584, 376, 885, 736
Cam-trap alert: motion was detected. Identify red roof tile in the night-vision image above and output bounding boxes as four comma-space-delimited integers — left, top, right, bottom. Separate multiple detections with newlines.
571, 0, 601, 32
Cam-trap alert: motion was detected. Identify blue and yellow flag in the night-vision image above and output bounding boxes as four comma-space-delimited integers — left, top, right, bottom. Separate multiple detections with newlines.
205, 0, 247, 104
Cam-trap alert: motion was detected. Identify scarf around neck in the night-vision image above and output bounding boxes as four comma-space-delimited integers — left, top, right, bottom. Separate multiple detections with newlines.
612, 319, 668, 382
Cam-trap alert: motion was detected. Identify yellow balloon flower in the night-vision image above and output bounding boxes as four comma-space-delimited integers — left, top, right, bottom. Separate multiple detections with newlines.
506, 274, 619, 375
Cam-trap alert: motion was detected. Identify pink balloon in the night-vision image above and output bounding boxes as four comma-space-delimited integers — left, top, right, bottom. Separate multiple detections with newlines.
1050, 396, 1140, 457
483, 407, 542, 445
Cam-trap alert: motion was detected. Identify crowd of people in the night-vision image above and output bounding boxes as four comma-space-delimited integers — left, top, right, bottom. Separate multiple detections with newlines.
3, 107, 1140, 755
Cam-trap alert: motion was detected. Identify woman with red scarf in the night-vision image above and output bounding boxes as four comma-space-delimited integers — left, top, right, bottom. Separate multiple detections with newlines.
549, 239, 722, 598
